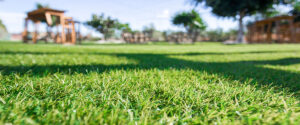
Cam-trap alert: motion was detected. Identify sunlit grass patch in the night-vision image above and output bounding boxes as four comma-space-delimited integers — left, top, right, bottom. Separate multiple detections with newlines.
1, 41, 300, 124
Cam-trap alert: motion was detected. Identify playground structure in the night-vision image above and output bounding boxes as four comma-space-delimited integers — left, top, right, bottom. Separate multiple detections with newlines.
247, 15, 300, 43
22, 8, 81, 44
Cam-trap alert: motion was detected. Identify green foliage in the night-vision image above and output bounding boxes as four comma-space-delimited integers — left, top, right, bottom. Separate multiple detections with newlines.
293, 1, 300, 12
290, 1, 300, 22
172, 10, 206, 42
86, 14, 131, 40
172, 10, 206, 31
0, 19, 6, 31
118, 23, 132, 33
192, 0, 289, 17
1, 42, 300, 124
36, 3, 49, 9
0, 19, 8, 40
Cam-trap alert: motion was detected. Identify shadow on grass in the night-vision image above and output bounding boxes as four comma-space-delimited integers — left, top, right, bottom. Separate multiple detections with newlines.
0, 50, 299, 56
1, 51, 300, 93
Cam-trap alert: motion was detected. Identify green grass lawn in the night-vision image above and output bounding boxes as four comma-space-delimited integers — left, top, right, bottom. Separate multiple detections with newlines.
1, 41, 300, 124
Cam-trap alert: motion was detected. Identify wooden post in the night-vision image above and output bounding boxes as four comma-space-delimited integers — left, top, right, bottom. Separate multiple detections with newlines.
254, 24, 258, 43
248, 25, 254, 43
296, 22, 300, 43
77, 23, 81, 44
66, 23, 70, 42
247, 26, 251, 43
71, 21, 76, 44
289, 19, 295, 43
254, 25, 257, 43
55, 24, 60, 43
22, 18, 29, 43
32, 21, 40, 44
60, 14, 66, 44
45, 12, 53, 26
260, 25, 264, 43
275, 21, 281, 43
45, 12, 52, 43
266, 22, 272, 43
255, 24, 260, 43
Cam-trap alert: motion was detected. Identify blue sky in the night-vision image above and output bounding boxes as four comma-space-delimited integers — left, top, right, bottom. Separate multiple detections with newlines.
0, 0, 292, 36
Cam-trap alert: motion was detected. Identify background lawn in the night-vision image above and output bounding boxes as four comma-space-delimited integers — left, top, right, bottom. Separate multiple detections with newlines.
1, 41, 300, 124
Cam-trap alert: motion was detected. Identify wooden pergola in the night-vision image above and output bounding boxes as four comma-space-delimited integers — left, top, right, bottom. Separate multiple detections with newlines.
247, 15, 300, 43
22, 8, 80, 44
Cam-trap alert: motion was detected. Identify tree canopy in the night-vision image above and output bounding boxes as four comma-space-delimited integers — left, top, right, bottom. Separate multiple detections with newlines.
0, 19, 6, 31
0, 18, 8, 40
36, 3, 49, 9
290, 1, 300, 16
192, 0, 289, 18
86, 14, 131, 40
172, 10, 206, 43
172, 10, 206, 31
290, 1, 300, 22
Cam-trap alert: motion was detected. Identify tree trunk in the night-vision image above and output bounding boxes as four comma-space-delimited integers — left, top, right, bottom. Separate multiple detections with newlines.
103, 31, 108, 41
237, 11, 245, 43
187, 28, 193, 43
192, 30, 199, 43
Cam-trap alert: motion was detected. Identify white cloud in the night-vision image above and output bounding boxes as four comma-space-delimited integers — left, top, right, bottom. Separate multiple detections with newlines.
157, 9, 170, 19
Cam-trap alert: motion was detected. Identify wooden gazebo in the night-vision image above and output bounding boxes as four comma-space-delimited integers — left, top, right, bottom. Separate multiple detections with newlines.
22, 8, 80, 44
247, 15, 300, 43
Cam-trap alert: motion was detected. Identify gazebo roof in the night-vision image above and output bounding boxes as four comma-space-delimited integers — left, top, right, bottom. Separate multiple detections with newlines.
26, 8, 66, 22
27, 8, 65, 16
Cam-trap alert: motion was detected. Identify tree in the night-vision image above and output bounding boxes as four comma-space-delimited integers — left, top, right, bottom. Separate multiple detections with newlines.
36, 3, 49, 9
290, 1, 300, 22
0, 18, 8, 40
192, 0, 289, 43
291, 0, 300, 13
0, 19, 6, 31
118, 23, 132, 33
86, 14, 131, 40
172, 10, 206, 43
143, 24, 156, 41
